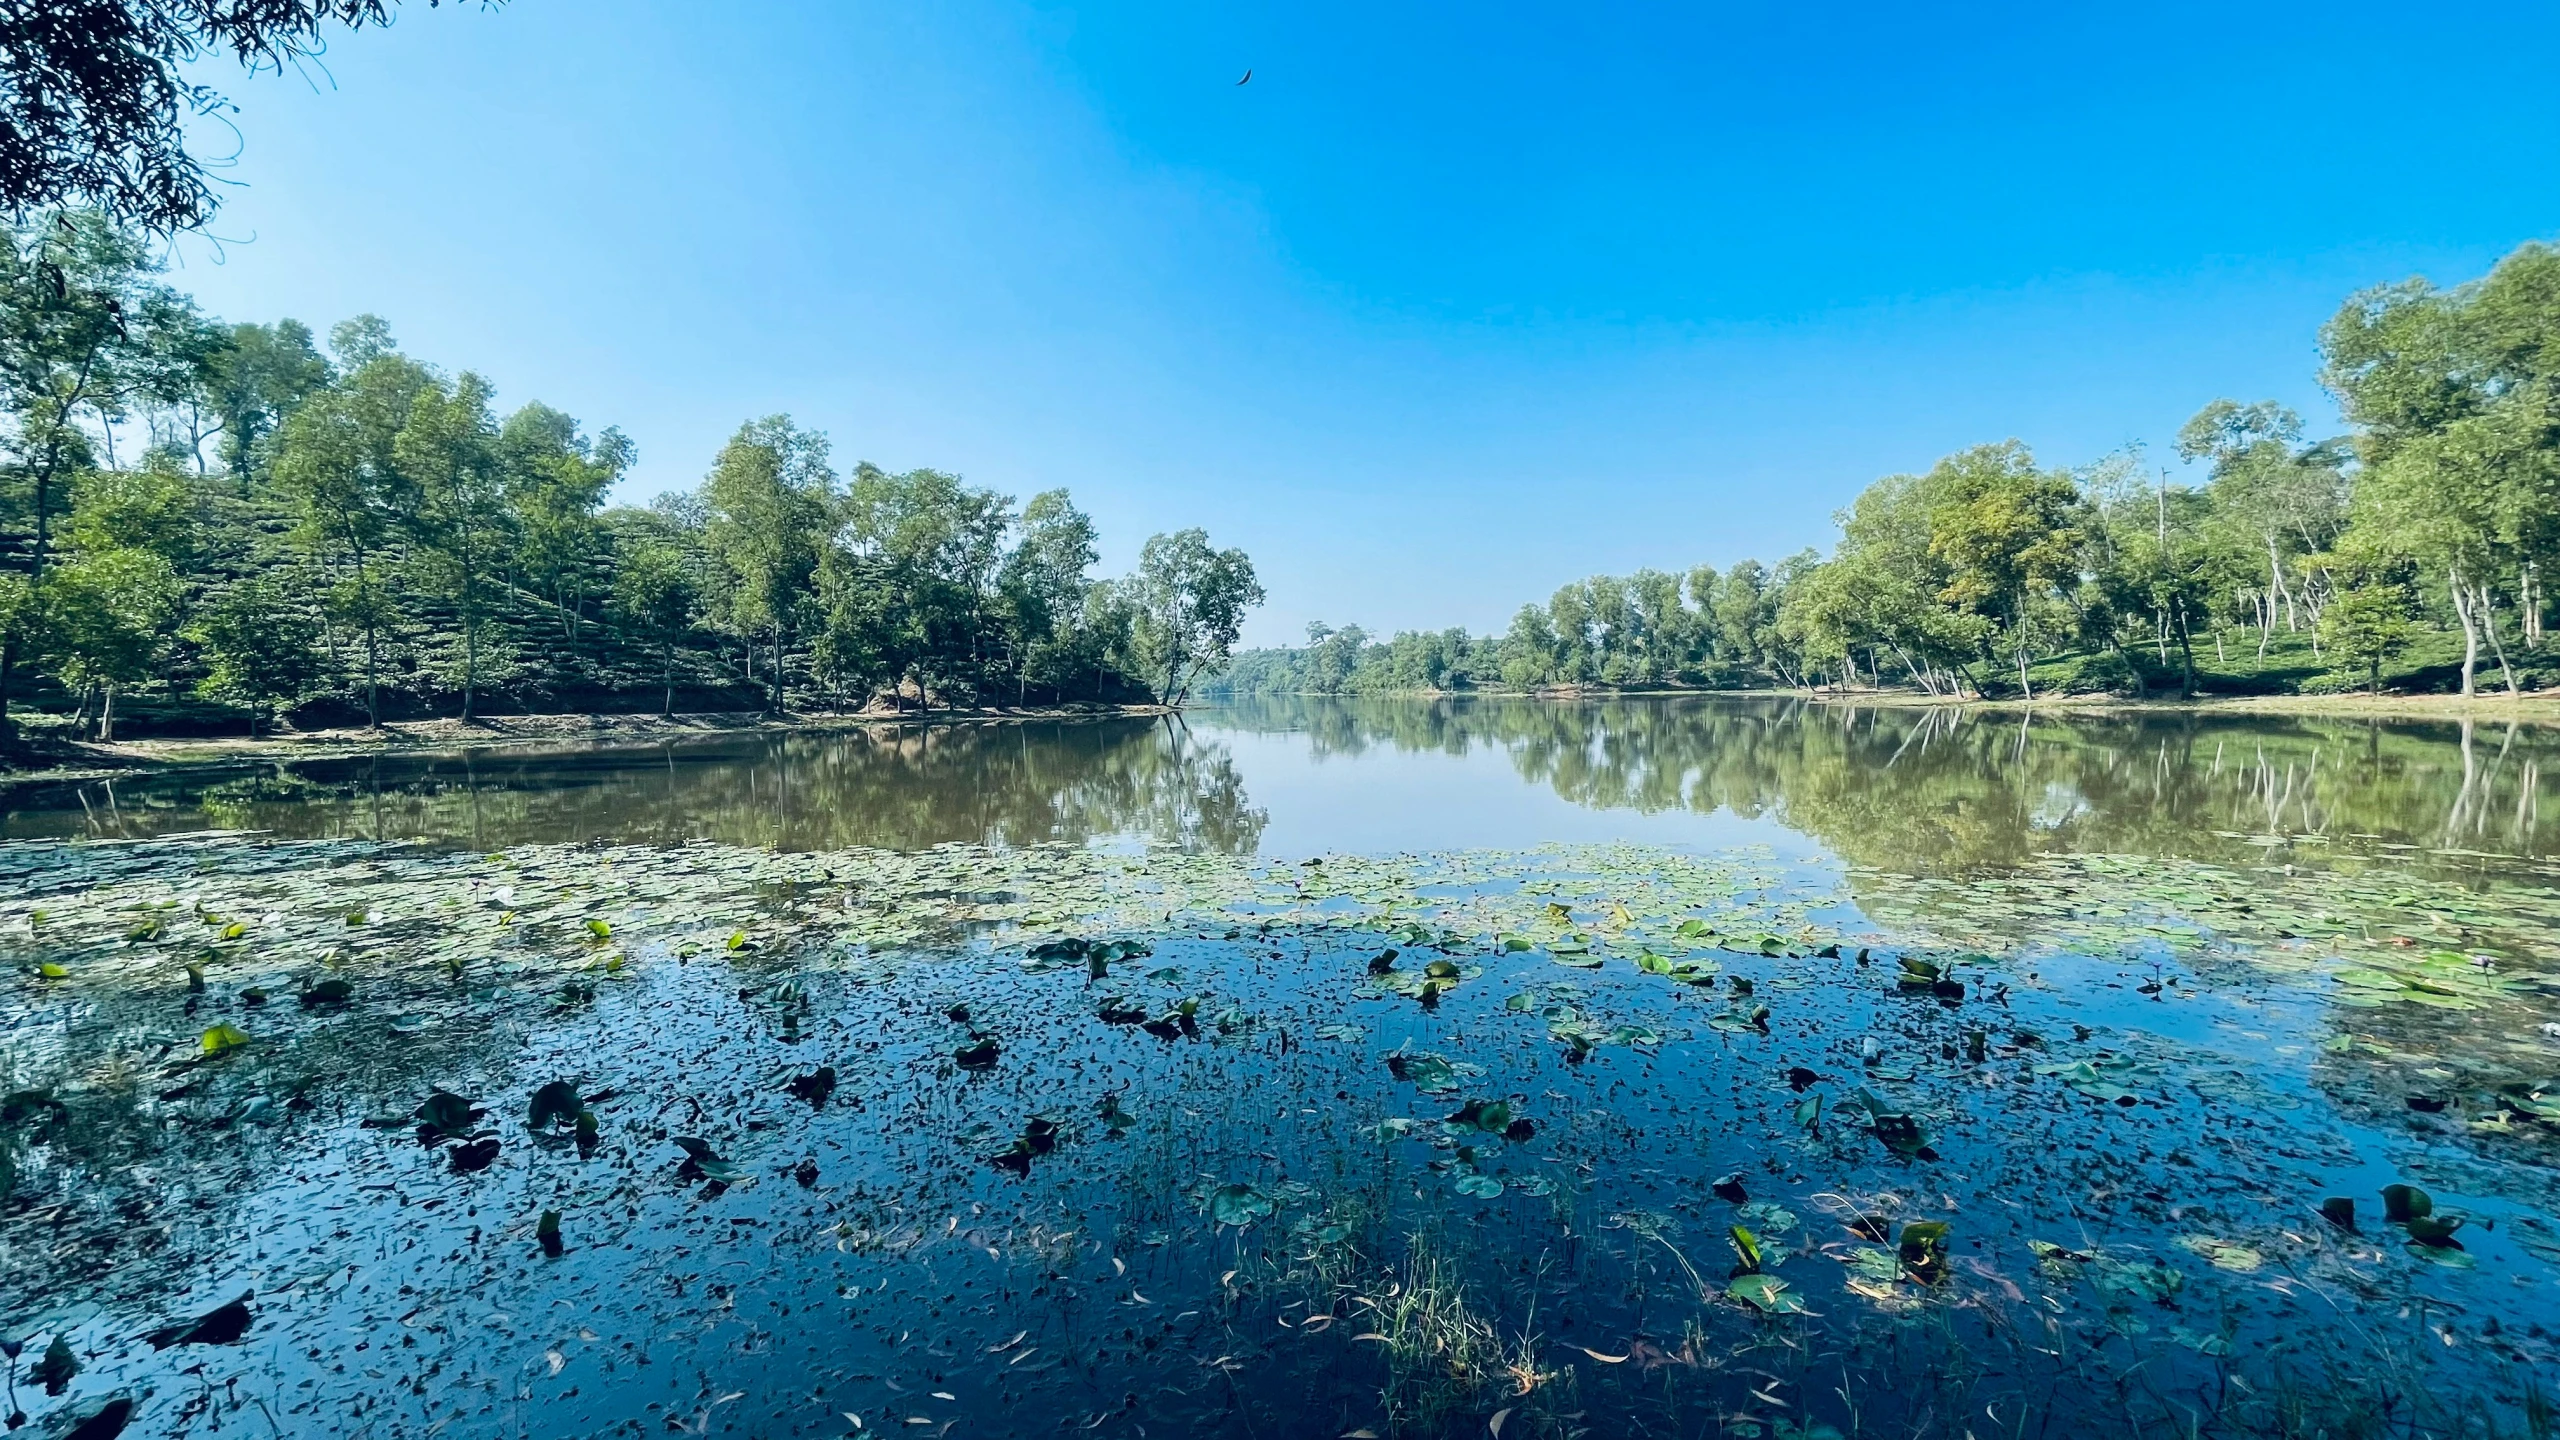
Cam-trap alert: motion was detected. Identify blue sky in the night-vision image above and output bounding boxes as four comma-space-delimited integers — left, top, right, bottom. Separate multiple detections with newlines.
170, 0, 2560, 644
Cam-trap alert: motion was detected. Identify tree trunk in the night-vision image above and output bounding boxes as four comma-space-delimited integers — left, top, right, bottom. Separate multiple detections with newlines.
2479, 581, 2520, 697
662, 639, 675, 717
2450, 568, 2481, 698
364, 619, 382, 727
2268, 536, 2295, 632
2174, 605, 2198, 697
99, 682, 116, 743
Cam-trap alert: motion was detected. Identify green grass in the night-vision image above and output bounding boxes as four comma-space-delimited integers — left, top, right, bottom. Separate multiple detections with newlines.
2024, 625, 2560, 698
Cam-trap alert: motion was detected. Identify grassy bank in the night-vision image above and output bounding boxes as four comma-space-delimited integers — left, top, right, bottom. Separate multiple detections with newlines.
1212, 629, 2560, 723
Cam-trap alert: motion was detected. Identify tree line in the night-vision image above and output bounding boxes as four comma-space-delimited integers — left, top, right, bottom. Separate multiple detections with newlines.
1215, 239, 2560, 702
0, 213, 1263, 739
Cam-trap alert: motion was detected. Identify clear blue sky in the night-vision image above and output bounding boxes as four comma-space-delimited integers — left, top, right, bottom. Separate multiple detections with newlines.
169, 0, 2560, 645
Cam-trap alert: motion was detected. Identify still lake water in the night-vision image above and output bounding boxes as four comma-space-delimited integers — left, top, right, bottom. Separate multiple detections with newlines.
4, 697, 2558, 1440
6, 695, 2554, 874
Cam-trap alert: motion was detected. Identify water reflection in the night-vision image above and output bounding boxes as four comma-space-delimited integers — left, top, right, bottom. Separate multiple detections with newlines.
1211, 694, 2560, 874
0, 717, 1268, 854
3, 698, 2554, 874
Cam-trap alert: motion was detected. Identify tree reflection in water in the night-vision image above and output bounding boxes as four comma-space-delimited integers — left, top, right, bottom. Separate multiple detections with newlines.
0, 716, 1268, 855
5, 698, 2552, 876
1212, 694, 2559, 874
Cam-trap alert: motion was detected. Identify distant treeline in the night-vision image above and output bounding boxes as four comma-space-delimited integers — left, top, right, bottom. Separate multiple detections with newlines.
0, 214, 1263, 738
1213, 239, 2560, 703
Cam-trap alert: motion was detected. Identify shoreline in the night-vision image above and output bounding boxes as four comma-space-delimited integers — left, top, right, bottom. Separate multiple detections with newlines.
0, 703, 1177, 787
1796, 686, 2560, 723
12, 683, 2557, 788
1212, 684, 2560, 723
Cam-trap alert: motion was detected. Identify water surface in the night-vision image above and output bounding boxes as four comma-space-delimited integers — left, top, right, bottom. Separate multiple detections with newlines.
6, 696, 2554, 877
3, 698, 2556, 1440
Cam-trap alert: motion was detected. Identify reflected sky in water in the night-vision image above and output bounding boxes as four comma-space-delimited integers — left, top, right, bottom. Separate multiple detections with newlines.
2, 696, 2552, 877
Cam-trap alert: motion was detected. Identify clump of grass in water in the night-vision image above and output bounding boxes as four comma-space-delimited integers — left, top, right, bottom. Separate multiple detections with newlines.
1358, 1239, 1562, 1436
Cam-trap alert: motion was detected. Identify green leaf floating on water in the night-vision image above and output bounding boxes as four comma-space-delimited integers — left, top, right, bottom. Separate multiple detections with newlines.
2175, 1236, 2263, 1272
1385, 1048, 1476, 1093
1453, 1172, 1503, 1199
1207, 1182, 1276, 1227
1729, 1224, 1764, 1272
1727, 1273, 1807, 1314
1737, 1202, 1798, 1234
2034, 1058, 2139, 1105
200, 1022, 250, 1056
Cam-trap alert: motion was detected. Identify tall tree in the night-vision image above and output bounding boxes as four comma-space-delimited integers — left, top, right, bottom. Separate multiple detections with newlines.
0, 210, 186, 726
1128, 529, 1263, 705
2176, 400, 2351, 655
996, 489, 1099, 704
204, 319, 330, 487
397, 370, 504, 720
839, 465, 1010, 704
699, 415, 833, 714
2324, 245, 2560, 697
607, 531, 696, 716
271, 342, 431, 726
1924, 442, 2082, 699
186, 574, 323, 734
497, 401, 627, 644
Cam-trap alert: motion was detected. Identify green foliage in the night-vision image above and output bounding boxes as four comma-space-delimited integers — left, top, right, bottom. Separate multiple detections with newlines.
186, 575, 323, 731
1128, 528, 1264, 704
0, 220, 1247, 734
2319, 575, 2417, 696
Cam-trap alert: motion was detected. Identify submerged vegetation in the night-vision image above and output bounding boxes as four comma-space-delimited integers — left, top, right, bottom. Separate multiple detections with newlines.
2, 805, 2556, 1437
1215, 241, 2560, 703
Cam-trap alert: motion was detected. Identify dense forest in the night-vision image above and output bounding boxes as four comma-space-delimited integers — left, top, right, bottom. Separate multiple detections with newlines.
1216, 240, 2560, 702
0, 213, 1264, 739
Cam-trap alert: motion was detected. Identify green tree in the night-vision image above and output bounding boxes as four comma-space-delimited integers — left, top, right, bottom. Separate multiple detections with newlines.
700, 415, 834, 714
839, 465, 1011, 704
270, 340, 431, 726
0, 212, 187, 725
607, 532, 696, 716
41, 545, 179, 739
997, 489, 1100, 703
1127, 530, 1264, 705
397, 370, 506, 719
187, 575, 324, 733
2318, 578, 2415, 696
2176, 400, 2352, 657
499, 402, 628, 644
1924, 442, 2082, 699
204, 319, 331, 488
2324, 244, 2560, 697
